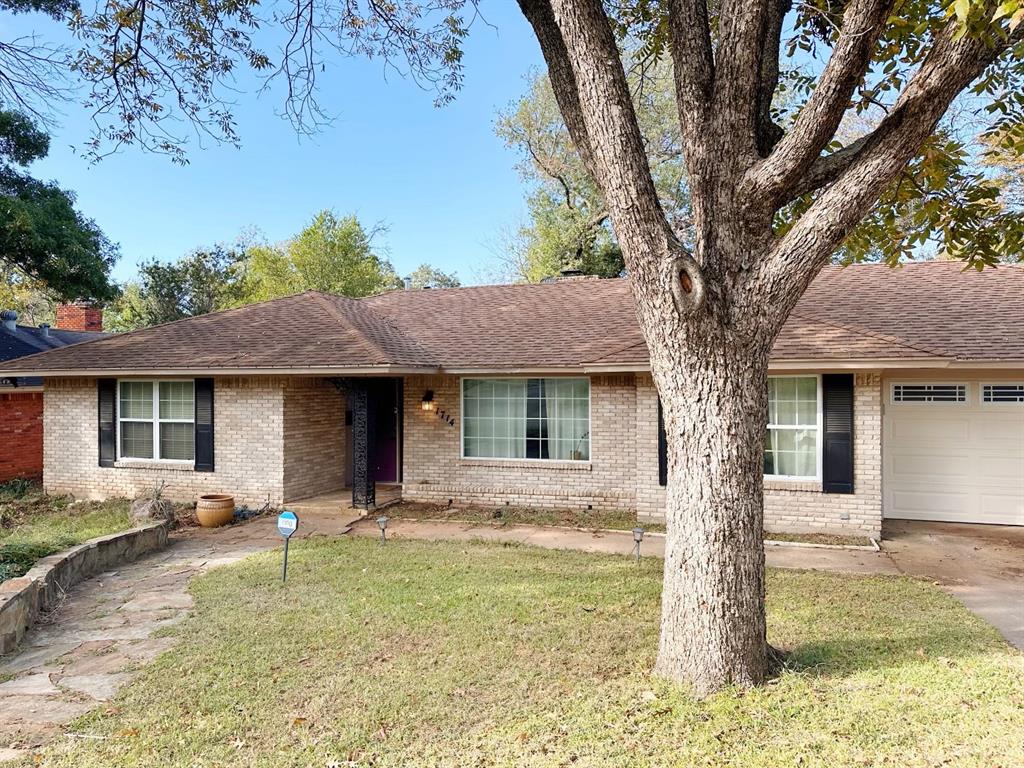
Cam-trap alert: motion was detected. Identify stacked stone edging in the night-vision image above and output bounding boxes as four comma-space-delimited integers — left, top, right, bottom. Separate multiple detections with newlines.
0, 520, 171, 655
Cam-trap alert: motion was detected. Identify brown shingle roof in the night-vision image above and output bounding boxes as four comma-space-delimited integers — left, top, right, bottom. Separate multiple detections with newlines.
0, 261, 1020, 376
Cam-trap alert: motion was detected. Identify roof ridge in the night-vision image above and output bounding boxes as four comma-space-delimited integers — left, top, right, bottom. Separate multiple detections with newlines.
361, 277, 631, 302
788, 309, 949, 358
308, 292, 397, 364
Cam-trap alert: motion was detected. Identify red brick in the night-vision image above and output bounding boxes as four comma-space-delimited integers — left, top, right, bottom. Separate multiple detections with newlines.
0, 391, 43, 482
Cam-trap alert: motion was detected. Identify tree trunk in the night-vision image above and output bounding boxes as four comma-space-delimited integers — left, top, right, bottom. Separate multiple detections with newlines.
652, 330, 773, 695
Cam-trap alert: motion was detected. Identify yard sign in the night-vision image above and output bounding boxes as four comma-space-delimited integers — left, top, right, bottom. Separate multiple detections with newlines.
277, 511, 299, 582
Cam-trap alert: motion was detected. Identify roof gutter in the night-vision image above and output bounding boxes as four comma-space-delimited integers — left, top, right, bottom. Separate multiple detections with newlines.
2, 365, 441, 378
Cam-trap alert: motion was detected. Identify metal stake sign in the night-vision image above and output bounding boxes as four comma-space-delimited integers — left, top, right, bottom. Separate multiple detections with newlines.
277, 510, 299, 582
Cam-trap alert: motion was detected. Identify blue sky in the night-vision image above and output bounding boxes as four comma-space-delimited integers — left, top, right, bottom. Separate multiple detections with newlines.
12, 5, 544, 285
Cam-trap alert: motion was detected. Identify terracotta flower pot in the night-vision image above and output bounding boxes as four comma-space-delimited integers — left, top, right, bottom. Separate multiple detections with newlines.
196, 494, 235, 528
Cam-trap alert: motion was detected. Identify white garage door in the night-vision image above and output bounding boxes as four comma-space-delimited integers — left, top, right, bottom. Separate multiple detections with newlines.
884, 381, 1024, 525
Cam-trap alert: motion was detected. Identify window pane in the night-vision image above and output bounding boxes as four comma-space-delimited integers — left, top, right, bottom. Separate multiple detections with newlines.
764, 427, 817, 478
159, 422, 195, 461
462, 377, 587, 461
119, 381, 153, 420
159, 381, 195, 420
120, 421, 154, 459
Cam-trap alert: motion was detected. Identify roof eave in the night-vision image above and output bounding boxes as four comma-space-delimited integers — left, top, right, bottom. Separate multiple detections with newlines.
8, 365, 440, 378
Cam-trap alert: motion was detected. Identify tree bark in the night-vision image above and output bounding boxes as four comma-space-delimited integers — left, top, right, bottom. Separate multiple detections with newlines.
644, 269, 775, 695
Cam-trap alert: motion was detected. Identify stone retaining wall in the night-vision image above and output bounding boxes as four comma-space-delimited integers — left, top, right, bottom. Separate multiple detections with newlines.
0, 520, 171, 655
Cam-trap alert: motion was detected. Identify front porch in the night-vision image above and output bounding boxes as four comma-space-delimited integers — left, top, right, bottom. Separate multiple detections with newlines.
288, 483, 402, 517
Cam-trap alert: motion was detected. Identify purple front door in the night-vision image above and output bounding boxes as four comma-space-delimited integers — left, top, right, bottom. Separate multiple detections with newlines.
370, 379, 400, 483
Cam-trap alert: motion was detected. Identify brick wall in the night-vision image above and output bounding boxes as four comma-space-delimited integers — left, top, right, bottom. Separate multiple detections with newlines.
0, 392, 43, 482
633, 372, 883, 536
55, 303, 103, 332
43, 377, 286, 505
41, 371, 883, 535
282, 377, 347, 501
402, 374, 638, 511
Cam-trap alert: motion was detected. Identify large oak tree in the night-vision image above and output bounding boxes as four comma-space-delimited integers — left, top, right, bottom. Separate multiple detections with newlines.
5, 0, 1023, 694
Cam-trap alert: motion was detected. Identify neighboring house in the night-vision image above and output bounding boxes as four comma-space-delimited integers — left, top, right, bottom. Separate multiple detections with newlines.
0, 262, 1021, 537
0, 302, 107, 483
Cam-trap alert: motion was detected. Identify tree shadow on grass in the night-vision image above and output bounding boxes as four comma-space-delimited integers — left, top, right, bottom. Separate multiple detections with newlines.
779, 624, 1008, 679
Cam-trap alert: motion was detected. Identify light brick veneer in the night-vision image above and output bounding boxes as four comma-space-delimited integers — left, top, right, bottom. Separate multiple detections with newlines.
43, 371, 883, 535
626, 372, 881, 536
403, 371, 883, 537
761, 372, 883, 536
402, 374, 638, 511
44, 377, 287, 506
282, 377, 347, 501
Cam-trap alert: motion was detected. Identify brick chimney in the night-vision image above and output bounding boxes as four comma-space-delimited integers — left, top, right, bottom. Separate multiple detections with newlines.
55, 300, 103, 332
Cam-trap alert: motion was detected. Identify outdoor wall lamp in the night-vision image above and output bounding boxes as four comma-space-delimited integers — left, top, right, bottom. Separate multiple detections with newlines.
377, 515, 390, 542
421, 390, 435, 411
632, 527, 645, 564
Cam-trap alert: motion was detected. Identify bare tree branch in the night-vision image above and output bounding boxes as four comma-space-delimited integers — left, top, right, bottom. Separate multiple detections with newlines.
755, 0, 789, 156
517, 0, 600, 183
712, 0, 770, 161
665, 0, 714, 139
750, 19, 1023, 327
744, 0, 896, 205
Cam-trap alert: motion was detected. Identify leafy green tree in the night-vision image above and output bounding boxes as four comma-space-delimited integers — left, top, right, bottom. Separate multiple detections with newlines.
407, 263, 460, 289
104, 247, 242, 331
236, 211, 399, 303
0, 109, 117, 300
0, 267, 56, 324
496, 60, 687, 280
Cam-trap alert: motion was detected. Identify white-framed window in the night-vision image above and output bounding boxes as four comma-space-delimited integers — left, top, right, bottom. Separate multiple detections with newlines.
891, 383, 967, 404
118, 380, 195, 461
981, 383, 1024, 404
462, 377, 590, 461
765, 375, 821, 480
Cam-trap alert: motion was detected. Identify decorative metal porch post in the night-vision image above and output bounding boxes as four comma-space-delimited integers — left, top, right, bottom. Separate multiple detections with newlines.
348, 379, 375, 510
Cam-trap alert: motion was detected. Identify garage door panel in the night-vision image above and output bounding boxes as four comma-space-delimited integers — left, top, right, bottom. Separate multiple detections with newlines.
890, 417, 970, 442
889, 452, 971, 480
884, 380, 1024, 526
980, 493, 1024, 524
976, 455, 1024, 482
976, 418, 1024, 445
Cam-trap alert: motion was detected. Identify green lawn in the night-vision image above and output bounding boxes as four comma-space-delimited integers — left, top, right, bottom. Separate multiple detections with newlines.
35, 538, 1024, 768
0, 481, 132, 581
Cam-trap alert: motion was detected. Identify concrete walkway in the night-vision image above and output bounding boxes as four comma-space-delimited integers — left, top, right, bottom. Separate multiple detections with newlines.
884, 520, 1024, 650
348, 518, 900, 574
0, 510, 360, 763
349, 518, 1024, 649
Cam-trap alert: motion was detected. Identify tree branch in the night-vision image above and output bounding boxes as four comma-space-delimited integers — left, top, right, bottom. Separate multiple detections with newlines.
750, 19, 1023, 328
743, 0, 896, 205
755, 0, 789, 156
712, 0, 770, 160
665, 0, 714, 140
517, 0, 600, 183
522, 0, 705, 317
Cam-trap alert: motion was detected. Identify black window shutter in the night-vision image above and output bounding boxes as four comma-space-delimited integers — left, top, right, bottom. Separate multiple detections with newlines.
822, 374, 854, 494
194, 378, 215, 472
657, 398, 668, 487
97, 378, 117, 467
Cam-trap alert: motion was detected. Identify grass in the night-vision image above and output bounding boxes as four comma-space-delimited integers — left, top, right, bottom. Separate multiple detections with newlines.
32, 537, 1024, 768
0, 481, 132, 581
387, 501, 668, 532
387, 502, 874, 545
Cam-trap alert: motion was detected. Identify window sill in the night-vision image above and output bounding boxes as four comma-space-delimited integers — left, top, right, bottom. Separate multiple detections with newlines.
764, 478, 823, 493
458, 458, 592, 472
113, 459, 195, 472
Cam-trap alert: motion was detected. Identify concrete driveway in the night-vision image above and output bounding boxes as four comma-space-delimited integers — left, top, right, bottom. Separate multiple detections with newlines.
883, 520, 1024, 650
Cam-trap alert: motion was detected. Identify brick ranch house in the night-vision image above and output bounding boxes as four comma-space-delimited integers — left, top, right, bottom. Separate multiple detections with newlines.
0, 302, 107, 483
0, 261, 1021, 537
